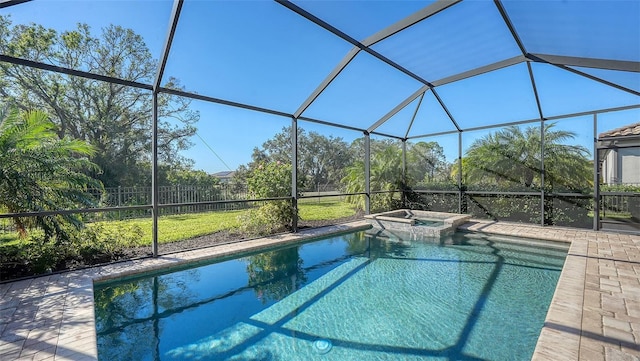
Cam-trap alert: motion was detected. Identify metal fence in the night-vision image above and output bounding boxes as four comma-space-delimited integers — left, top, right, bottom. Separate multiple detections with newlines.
88, 183, 250, 220
407, 188, 639, 231
601, 193, 638, 217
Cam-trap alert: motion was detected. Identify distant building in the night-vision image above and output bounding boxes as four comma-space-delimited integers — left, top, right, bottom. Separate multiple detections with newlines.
599, 122, 640, 185
211, 171, 236, 184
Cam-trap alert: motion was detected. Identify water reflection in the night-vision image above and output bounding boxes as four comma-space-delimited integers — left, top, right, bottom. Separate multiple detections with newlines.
95, 269, 201, 361
95, 232, 370, 361
94, 231, 566, 361
246, 247, 306, 303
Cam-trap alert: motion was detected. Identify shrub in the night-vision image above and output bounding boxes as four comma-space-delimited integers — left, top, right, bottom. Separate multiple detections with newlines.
239, 162, 297, 236
239, 201, 295, 237
74, 223, 145, 263
0, 223, 144, 280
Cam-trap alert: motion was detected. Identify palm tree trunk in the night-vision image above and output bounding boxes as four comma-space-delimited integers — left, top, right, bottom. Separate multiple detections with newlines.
13, 216, 27, 238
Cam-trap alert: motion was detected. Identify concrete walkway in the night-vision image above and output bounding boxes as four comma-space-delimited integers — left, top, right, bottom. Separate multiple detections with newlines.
1, 220, 639, 360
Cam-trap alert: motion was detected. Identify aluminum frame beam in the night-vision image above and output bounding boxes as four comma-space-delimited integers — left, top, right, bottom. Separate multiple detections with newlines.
529, 54, 640, 73
291, 117, 298, 232
154, 0, 184, 90
297, 115, 405, 140
405, 92, 425, 139
150, 0, 184, 257
293, 47, 360, 118
161, 87, 292, 118
431, 55, 526, 87
0, 55, 153, 90
151, 93, 159, 256
275, 0, 434, 87
408, 129, 459, 140
431, 88, 461, 131
539, 118, 545, 226
0, 55, 297, 119
367, 85, 429, 133
457, 131, 463, 214
593, 114, 600, 231
547, 63, 640, 97
281, 0, 463, 134
371, 130, 405, 141
298, 116, 365, 133
526, 60, 547, 226
527, 62, 545, 121
407, 103, 640, 140
361, 0, 461, 47
0, 0, 31, 9
364, 133, 371, 214
494, 0, 527, 55
401, 140, 407, 207
276, 1, 440, 99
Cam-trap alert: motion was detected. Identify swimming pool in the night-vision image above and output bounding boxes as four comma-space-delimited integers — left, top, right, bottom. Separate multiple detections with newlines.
94, 229, 568, 360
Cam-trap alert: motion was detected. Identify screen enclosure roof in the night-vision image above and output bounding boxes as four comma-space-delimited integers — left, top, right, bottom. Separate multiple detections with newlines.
0, 0, 638, 140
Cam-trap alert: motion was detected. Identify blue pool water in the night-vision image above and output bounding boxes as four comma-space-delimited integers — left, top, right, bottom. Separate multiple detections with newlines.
94, 230, 567, 361
414, 218, 444, 227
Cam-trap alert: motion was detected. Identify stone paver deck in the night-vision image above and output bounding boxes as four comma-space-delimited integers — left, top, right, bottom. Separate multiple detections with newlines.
1, 219, 639, 360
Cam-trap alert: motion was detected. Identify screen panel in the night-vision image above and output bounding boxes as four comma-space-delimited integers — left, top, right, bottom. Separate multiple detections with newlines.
164, 0, 351, 113
372, 0, 521, 82
302, 51, 423, 129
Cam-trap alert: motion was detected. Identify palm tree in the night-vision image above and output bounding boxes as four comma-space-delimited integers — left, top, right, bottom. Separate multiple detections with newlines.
0, 107, 102, 240
342, 143, 403, 211
406, 141, 447, 185
458, 124, 591, 191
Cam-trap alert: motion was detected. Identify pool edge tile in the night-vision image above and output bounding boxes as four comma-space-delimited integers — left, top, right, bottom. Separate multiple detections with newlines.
532, 240, 587, 361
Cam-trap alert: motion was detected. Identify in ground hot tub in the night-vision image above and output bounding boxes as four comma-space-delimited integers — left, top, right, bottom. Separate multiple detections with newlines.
364, 209, 472, 237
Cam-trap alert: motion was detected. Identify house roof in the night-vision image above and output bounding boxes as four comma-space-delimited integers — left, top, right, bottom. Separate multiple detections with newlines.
599, 122, 640, 139
212, 171, 235, 178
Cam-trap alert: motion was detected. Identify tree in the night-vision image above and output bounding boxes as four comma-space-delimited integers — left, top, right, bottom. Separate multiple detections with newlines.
161, 166, 220, 188
342, 141, 403, 211
234, 126, 351, 191
239, 161, 297, 236
246, 247, 306, 303
407, 141, 448, 185
0, 107, 101, 240
302, 131, 350, 192
0, 17, 199, 187
458, 124, 591, 191
347, 137, 399, 162
256, 126, 299, 165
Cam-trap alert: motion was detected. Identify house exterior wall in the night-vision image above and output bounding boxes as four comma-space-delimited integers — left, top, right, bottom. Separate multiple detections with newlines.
619, 147, 640, 184
602, 147, 640, 185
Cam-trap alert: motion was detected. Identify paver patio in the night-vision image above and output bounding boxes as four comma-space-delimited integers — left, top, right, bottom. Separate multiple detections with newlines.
1, 220, 639, 360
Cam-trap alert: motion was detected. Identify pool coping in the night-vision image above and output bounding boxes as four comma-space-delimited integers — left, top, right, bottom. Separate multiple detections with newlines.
1, 220, 639, 360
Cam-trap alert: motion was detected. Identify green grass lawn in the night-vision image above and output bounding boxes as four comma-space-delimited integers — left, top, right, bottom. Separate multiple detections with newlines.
0, 232, 20, 246
0, 200, 358, 247
587, 211, 631, 219
107, 209, 248, 245
298, 199, 357, 221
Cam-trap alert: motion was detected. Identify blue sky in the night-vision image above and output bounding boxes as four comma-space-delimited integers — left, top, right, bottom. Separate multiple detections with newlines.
2, 0, 639, 172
